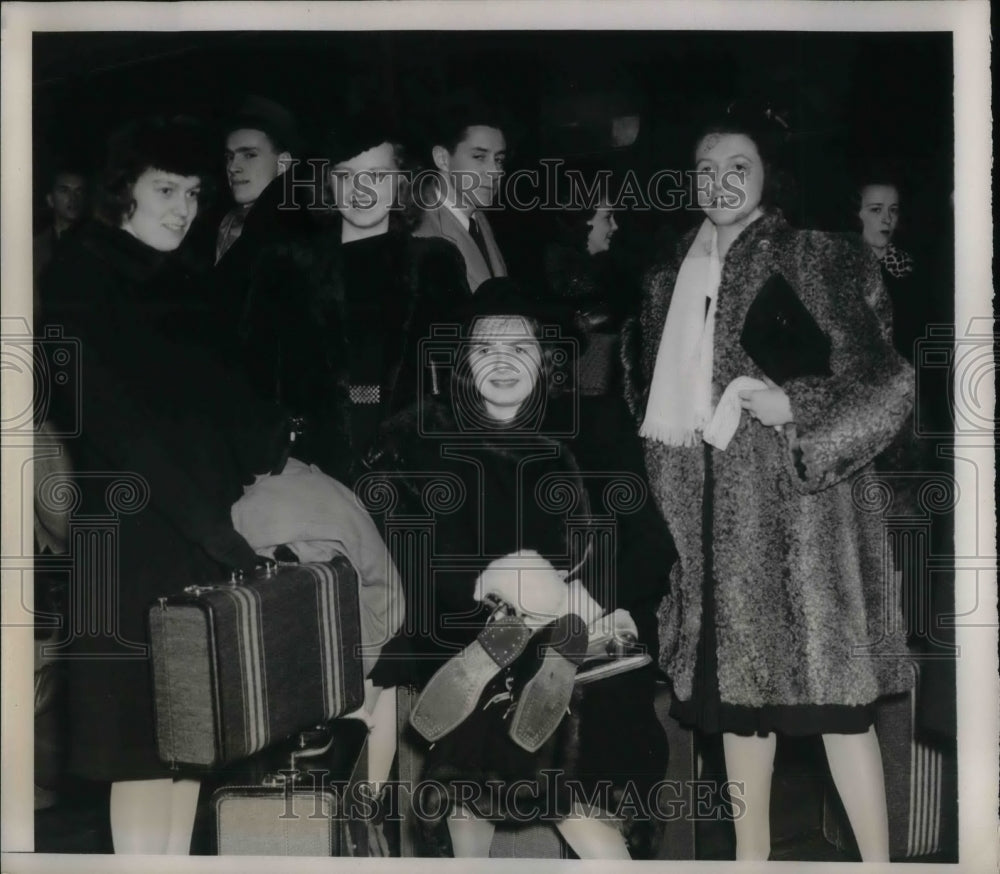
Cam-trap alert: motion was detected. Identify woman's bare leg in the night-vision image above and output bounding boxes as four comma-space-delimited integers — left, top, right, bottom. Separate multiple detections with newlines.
110, 777, 201, 855
555, 803, 631, 859
722, 731, 777, 861
822, 727, 890, 861
165, 779, 200, 855
365, 683, 398, 791
110, 779, 172, 854
446, 805, 496, 857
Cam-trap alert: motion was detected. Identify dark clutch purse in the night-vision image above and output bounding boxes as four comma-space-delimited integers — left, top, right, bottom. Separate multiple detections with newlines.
739, 273, 832, 385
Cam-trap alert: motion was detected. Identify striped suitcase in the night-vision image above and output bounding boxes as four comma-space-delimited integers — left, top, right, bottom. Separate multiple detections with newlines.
148, 558, 364, 769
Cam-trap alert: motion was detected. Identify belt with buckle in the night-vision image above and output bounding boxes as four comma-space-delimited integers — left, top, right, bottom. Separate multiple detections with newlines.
349, 384, 381, 405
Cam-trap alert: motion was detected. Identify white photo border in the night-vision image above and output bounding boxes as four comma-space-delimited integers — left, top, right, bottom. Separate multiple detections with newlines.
2, 2, 994, 872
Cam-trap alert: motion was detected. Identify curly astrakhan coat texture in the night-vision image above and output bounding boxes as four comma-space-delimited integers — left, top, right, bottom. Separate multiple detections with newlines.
623, 211, 915, 709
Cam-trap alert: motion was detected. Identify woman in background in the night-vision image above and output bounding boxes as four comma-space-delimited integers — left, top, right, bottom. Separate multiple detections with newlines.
854, 179, 920, 361
543, 180, 675, 656
542, 177, 630, 399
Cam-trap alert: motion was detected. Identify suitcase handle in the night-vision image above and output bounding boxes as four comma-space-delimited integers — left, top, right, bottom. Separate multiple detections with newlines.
227, 558, 279, 585
258, 726, 338, 787
290, 733, 336, 770
180, 559, 281, 597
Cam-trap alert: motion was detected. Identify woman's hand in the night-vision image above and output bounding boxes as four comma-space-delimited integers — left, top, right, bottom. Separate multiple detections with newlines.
587, 609, 640, 657
609, 608, 639, 639
590, 608, 638, 640
738, 384, 794, 427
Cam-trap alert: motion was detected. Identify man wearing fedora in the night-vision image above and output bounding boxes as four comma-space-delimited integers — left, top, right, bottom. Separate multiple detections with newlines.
414, 93, 508, 293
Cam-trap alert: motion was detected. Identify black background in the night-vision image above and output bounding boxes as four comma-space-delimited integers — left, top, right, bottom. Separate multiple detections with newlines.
33, 30, 952, 255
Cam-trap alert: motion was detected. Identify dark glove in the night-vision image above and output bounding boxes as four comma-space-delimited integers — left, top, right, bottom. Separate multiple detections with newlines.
202, 526, 260, 573
575, 301, 617, 333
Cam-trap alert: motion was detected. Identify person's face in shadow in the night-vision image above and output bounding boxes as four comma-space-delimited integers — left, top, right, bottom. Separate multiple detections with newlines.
585, 205, 618, 255
858, 184, 900, 255
225, 128, 289, 206
47, 173, 87, 227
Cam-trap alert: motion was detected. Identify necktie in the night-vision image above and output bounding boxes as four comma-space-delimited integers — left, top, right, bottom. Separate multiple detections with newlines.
215, 206, 249, 264
468, 213, 493, 277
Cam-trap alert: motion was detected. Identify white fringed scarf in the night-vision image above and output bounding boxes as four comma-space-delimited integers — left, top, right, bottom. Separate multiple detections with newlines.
639, 218, 721, 446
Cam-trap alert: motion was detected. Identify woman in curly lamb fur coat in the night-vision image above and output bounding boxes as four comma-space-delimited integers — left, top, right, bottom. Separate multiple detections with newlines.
622, 113, 914, 861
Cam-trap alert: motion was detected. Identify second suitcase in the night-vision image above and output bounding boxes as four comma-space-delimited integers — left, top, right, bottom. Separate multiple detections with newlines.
215, 783, 339, 856
213, 719, 370, 856
149, 558, 364, 769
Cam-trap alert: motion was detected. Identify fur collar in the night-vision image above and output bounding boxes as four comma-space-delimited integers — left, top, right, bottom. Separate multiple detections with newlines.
373, 396, 582, 472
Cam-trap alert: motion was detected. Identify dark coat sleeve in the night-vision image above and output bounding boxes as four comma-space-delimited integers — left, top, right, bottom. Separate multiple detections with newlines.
565, 415, 674, 660
388, 237, 472, 412
46, 319, 262, 571
237, 236, 355, 482
40, 231, 293, 572
619, 314, 645, 424
359, 408, 492, 674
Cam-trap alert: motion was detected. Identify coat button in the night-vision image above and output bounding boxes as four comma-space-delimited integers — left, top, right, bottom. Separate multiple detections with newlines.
759, 240, 771, 250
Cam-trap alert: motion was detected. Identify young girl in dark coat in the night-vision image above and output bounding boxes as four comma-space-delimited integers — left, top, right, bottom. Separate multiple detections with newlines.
362, 278, 670, 858
40, 117, 286, 854
623, 108, 915, 861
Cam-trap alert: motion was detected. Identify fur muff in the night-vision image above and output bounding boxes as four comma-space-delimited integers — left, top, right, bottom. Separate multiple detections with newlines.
624, 211, 916, 708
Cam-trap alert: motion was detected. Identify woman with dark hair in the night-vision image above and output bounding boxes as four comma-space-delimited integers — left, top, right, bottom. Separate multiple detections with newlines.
543, 178, 624, 394
41, 116, 285, 854
851, 179, 921, 361
362, 278, 669, 859
624, 106, 915, 861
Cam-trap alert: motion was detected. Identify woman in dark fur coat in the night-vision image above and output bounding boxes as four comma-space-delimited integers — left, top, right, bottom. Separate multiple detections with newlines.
362, 279, 669, 859
234, 122, 469, 485
622, 109, 914, 861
